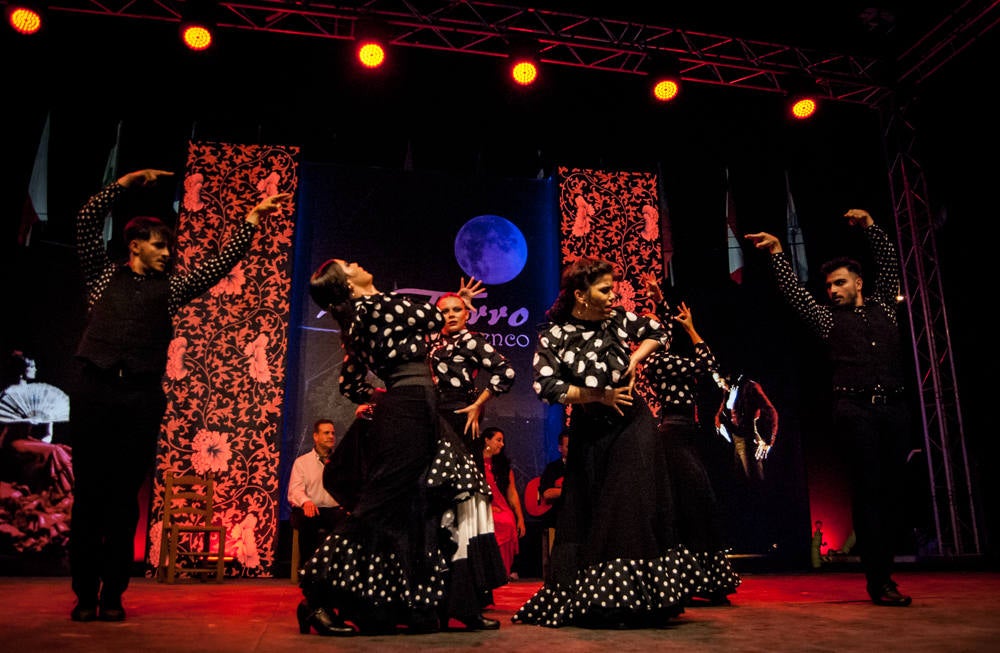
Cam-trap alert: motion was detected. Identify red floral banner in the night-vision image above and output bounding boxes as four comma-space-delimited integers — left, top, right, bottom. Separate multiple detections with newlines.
557, 166, 664, 314
146, 142, 299, 577
557, 166, 666, 416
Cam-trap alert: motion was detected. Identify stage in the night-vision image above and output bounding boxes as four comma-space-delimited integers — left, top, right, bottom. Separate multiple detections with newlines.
4, 568, 998, 652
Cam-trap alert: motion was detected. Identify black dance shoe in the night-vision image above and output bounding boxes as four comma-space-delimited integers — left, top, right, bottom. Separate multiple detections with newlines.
403, 608, 440, 635
870, 581, 912, 607
686, 592, 732, 607
98, 605, 127, 622
443, 614, 501, 631
296, 600, 356, 636
70, 603, 98, 622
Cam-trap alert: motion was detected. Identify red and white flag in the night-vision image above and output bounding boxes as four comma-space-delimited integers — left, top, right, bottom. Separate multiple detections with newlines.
725, 168, 744, 284
18, 113, 50, 247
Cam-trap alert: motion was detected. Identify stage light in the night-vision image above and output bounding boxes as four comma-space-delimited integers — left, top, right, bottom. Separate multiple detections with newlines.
647, 56, 683, 103
785, 77, 823, 121
354, 19, 389, 70
508, 41, 541, 87
179, 0, 217, 52
790, 95, 818, 120
652, 78, 680, 102
5, 2, 45, 35
357, 39, 386, 68
511, 58, 539, 86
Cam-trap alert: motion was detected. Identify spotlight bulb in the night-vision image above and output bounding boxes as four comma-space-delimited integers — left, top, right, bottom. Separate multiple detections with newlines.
790, 97, 817, 120
652, 79, 680, 102
181, 25, 213, 51
512, 61, 539, 86
358, 41, 386, 68
7, 6, 43, 35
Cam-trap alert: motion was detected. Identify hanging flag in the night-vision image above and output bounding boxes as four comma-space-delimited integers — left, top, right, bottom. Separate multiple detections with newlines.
725, 167, 744, 284
785, 170, 809, 283
101, 121, 123, 247
19, 112, 50, 247
655, 164, 675, 287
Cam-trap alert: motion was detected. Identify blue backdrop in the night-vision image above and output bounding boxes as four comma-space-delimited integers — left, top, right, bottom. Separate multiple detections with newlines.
279, 163, 562, 521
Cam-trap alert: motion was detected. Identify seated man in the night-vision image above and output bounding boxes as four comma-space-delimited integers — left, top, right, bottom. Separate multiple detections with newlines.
288, 419, 347, 569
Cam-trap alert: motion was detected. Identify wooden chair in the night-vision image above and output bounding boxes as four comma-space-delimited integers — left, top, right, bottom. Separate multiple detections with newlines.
290, 525, 300, 583
156, 474, 227, 583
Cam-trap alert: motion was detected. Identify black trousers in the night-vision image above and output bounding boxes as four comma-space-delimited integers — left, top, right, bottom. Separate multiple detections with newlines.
290, 506, 349, 566
69, 365, 164, 606
832, 396, 912, 592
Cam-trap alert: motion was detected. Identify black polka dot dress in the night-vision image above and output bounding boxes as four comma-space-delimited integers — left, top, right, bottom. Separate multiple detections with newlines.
301, 293, 458, 627
428, 327, 513, 618
515, 309, 701, 628
645, 338, 741, 603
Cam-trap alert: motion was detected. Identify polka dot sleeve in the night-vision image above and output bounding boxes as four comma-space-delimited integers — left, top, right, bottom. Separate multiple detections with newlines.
767, 251, 833, 340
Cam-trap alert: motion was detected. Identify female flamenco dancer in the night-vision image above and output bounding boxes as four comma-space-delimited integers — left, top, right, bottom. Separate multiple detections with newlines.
297, 258, 485, 636
640, 280, 741, 606
512, 257, 700, 628
428, 290, 515, 629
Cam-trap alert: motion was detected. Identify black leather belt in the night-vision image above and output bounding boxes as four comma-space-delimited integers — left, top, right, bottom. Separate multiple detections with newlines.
833, 385, 904, 405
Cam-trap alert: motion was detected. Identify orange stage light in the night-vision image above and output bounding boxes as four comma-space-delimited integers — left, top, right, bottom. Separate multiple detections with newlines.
6, 4, 44, 35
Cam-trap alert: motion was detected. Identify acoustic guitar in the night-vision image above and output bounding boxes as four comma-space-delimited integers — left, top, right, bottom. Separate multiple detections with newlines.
523, 476, 562, 518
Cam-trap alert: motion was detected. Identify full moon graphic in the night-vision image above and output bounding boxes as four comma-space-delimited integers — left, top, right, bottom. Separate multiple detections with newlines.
454, 215, 528, 285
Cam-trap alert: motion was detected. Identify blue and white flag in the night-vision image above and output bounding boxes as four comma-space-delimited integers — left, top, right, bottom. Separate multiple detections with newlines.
785, 170, 808, 283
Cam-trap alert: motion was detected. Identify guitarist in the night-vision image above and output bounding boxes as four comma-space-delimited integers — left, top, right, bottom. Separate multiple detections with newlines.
538, 430, 570, 556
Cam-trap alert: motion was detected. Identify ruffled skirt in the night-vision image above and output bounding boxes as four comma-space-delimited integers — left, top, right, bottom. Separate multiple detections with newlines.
300, 382, 504, 627
513, 399, 701, 627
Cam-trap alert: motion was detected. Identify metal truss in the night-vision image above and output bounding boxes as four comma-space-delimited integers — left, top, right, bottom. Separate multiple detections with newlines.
882, 105, 980, 558
879, 0, 997, 559
896, 0, 1000, 90
40, 0, 893, 104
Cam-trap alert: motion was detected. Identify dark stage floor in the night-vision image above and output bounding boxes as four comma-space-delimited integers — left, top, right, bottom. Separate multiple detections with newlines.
4, 568, 999, 652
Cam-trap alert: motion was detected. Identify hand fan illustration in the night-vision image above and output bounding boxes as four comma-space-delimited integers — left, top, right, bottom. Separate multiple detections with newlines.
0, 382, 71, 424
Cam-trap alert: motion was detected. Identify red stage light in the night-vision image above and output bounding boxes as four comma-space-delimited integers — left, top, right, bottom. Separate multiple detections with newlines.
6, 4, 43, 35
511, 59, 539, 86
179, 0, 217, 52
357, 40, 387, 69
180, 24, 213, 51
652, 78, 681, 102
790, 96, 818, 120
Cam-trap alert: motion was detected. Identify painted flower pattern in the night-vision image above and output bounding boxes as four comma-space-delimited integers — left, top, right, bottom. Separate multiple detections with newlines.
191, 429, 232, 475
244, 333, 271, 383
572, 194, 595, 236
182, 172, 205, 212
257, 171, 281, 197
227, 512, 260, 569
148, 520, 163, 566
641, 204, 659, 241
614, 279, 638, 313
165, 336, 189, 380
210, 262, 246, 296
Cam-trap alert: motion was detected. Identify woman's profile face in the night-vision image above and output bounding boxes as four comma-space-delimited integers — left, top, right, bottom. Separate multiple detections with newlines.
485, 431, 505, 454
333, 259, 373, 288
